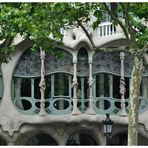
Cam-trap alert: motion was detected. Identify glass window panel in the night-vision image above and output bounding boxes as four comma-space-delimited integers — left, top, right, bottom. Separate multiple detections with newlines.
13, 78, 21, 98
21, 78, 31, 97
34, 76, 51, 99
96, 73, 110, 97
84, 77, 89, 99
45, 76, 51, 99
77, 48, 89, 75
125, 77, 129, 99
77, 77, 81, 99
113, 75, 120, 99
34, 77, 40, 99
54, 73, 69, 96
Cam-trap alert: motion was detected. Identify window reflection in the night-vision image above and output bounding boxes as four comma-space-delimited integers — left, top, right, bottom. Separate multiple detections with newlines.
96, 73, 110, 97
54, 73, 69, 96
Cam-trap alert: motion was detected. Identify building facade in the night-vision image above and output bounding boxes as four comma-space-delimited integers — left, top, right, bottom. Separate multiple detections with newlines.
0, 14, 148, 145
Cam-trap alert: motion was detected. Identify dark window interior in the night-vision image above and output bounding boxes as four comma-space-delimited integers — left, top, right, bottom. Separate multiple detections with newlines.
54, 73, 69, 96
77, 48, 89, 75
111, 3, 118, 18
96, 73, 109, 97
21, 78, 31, 97
66, 132, 97, 145
34, 76, 51, 99
26, 134, 57, 145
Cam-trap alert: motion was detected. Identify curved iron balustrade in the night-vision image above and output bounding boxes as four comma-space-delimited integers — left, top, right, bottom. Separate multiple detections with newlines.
12, 95, 148, 115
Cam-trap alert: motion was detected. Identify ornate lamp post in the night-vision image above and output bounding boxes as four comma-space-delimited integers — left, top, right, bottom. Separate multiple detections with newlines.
102, 114, 113, 145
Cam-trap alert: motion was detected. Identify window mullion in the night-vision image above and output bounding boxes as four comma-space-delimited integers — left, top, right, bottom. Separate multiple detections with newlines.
31, 78, 34, 99
109, 75, 113, 98
51, 74, 54, 98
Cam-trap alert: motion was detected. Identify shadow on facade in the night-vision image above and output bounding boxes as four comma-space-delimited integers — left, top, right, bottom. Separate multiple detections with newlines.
66, 132, 97, 145
109, 132, 148, 145
26, 133, 57, 145
0, 136, 7, 145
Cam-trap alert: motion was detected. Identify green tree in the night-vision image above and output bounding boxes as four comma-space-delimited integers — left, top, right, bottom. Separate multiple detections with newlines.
0, 2, 148, 145
101, 3, 148, 145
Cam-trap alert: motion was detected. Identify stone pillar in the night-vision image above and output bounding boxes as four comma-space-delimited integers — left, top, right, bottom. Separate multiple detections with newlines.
86, 52, 95, 114
7, 136, 14, 146
38, 48, 48, 116
71, 57, 81, 115
118, 52, 127, 116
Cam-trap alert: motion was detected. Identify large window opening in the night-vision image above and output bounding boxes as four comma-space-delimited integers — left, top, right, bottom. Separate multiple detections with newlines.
0, 136, 7, 145
26, 134, 57, 145
54, 73, 69, 96
96, 73, 110, 97
77, 48, 89, 76
12, 48, 73, 115
94, 73, 130, 112
12, 73, 72, 113
77, 48, 89, 111
66, 132, 97, 145
109, 132, 148, 145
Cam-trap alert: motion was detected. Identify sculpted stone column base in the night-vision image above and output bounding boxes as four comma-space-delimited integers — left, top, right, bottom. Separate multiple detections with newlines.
71, 98, 81, 115
38, 101, 48, 116
117, 109, 127, 117
7, 137, 14, 146
86, 99, 95, 115
38, 110, 48, 116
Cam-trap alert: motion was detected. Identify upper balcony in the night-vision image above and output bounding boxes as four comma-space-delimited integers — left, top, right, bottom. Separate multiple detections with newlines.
62, 21, 127, 51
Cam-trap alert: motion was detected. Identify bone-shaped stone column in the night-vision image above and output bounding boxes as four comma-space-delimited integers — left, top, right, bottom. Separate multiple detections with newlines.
38, 48, 48, 116
86, 51, 95, 114
71, 56, 81, 115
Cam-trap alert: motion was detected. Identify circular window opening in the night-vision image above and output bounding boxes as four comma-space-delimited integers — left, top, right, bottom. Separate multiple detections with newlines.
15, 99, 32, 111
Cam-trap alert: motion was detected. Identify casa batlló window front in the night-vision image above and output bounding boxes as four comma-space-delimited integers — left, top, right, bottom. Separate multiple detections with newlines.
11, 48, 148, 115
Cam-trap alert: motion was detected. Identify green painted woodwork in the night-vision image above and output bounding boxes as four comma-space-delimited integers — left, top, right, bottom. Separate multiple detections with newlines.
11, 68, 148, 115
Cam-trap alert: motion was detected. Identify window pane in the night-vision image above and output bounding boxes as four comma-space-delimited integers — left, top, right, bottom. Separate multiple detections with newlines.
141, 77, 148, 97
84, 77, 89, 99
45, 76, 51, 98
54, 73, 69, 96
125, 77, 129, 99
34, 77, 40, 99
77, 48, 89, 75
113, 75, 120, 99
34, 76, 51, 99
21, 78, 31, 97
13, 78, 31, 98
96, 73, 109, 97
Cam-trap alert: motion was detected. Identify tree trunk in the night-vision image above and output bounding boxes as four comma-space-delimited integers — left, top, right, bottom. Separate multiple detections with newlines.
128, 54, 144, 145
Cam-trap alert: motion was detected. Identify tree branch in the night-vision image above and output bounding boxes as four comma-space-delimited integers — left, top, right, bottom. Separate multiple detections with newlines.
123, 3, 137, 49
76, 19, 97, 50
103, 3, 130, 42
0, 36, 15, 49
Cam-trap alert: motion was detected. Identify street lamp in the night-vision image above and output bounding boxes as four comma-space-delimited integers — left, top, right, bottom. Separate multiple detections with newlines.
102, 114, 113, 145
